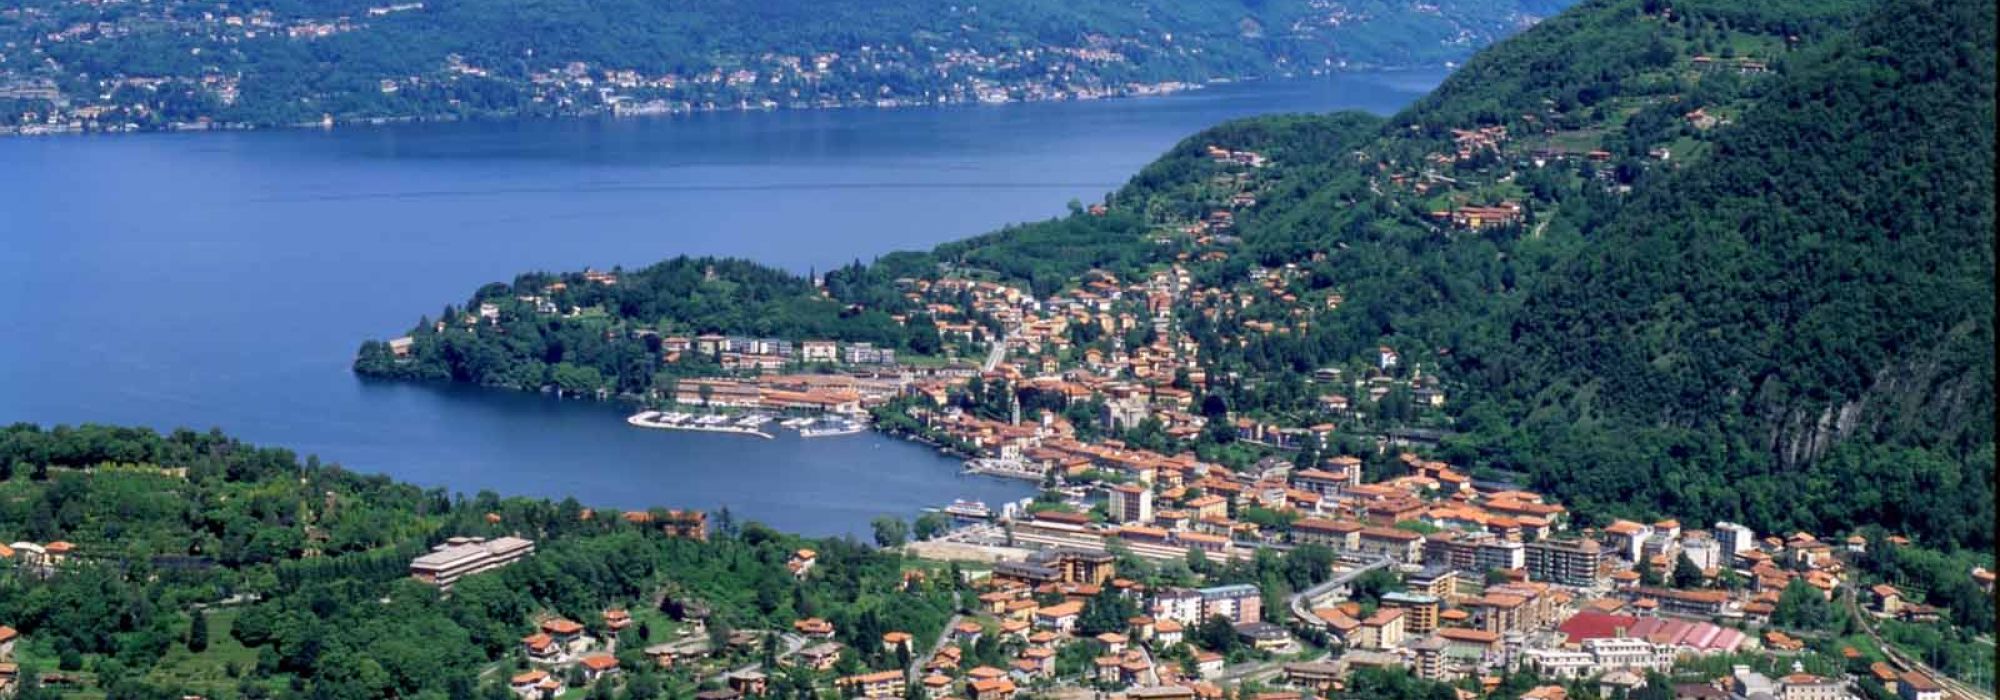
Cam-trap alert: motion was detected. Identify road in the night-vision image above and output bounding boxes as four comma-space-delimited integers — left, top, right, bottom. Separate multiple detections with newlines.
1843, 586, 1992, 700
982, 331, 1013, 372
700, 632, 800, 688
911, 592, 966, 680
1289, 554, 1397, 627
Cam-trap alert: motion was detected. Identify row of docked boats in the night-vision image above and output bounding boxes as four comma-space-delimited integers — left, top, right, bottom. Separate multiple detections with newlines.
628, 410, 869, 439
626, 410, 776, 438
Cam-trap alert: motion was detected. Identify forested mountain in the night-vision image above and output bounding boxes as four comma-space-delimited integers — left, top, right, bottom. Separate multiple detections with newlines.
1467, 0, 1995, 546
1, 0, 1569, 131
361, 0, 1994, 556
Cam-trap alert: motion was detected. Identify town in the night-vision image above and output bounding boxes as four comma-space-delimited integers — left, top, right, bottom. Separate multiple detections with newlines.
365, 451, 1992, 700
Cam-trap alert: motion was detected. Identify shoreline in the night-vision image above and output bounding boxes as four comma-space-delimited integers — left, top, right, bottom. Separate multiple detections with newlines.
1, 64, 1452, 140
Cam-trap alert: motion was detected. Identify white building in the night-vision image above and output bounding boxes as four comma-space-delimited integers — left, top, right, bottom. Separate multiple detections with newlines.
1524, 638, 1673, 679
1682, 532, 1723, 572
1151, 588, 1203, 626
411, 536, 536, 589
1715, 522, 1757, 557
801, 340, 838, 363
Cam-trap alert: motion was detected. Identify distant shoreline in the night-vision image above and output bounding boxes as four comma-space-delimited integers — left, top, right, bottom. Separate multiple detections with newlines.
0, 64, 1454, 139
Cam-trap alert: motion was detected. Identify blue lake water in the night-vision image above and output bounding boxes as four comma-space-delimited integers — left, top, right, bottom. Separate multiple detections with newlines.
0, 70, 1442, 537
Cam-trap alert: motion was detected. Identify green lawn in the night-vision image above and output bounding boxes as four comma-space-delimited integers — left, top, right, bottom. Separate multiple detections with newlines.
627, 606, 683, 645
143, 609, 262, 693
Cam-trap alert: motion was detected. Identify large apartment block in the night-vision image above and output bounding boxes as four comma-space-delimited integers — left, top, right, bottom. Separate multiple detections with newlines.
1525, 537, 1608, 587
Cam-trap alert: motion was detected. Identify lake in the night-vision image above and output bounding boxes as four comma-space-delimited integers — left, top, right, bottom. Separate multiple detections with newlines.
0, 70, 1443, 537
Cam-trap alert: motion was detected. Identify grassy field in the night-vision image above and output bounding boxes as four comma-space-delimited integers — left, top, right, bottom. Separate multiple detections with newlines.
143, 609, 262, 694
626, 605, 683, 646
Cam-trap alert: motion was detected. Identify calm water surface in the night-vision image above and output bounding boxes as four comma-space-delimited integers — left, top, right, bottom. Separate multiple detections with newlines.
0, 70, 1443, 536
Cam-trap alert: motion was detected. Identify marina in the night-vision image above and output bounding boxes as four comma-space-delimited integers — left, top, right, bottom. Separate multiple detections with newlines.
626, 410, 775, 439
630, 410, 869, 439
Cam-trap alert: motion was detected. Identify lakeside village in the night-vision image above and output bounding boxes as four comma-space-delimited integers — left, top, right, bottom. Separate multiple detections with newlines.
371, 456, 1991, 700
348, 135, 1994, 699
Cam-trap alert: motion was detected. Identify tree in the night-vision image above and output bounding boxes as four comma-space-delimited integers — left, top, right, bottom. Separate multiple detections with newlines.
1186, 546, 1211, 575
912, 512, 950, 541
1638, 560, 1664, 587
187, 612, 210, 653
871, 516, 908, 548
1077, 590, 1137, 636
1349, 568, 1402, 605
1193, 615, 1239, 654
1773, 578, 1832, 631
1672, 553, 1705, 589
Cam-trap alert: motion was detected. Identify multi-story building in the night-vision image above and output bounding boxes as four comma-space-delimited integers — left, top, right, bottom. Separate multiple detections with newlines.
1585, 638, 1673, 673
1381, 592, 1441, 635
996, 548, 1116, 586
1526, 537, 1608, 587
410, 536, 536, 589
1358, 527, 1425, 564
1479, 539, 1527, 574
1715, 521, 1756, 558
1290, 468, 1352, 497
1486, 582, 1559, 630
1470, 593, 1530, 635
838, 670, 907, 699
800, 340, 839, 364
1355, 608, 1406, 650
1109, 483, 1155, 524
1410, 636, 1448, 680
1197, 584, 1262, 624
1525, 638, 1671, 678
1152, 588, 1203, 626
1602, 520, 1653, 562
1293, 518, 1363, 550
1407, 565, 1459, 599
1426, 531, 1479, 571
1681, 531, 1723, 572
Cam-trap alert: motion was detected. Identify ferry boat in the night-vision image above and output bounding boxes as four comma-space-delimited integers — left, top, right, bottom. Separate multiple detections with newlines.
940, 499, 992, 521
798, 417, 867, 438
